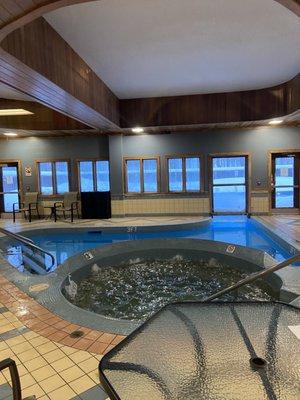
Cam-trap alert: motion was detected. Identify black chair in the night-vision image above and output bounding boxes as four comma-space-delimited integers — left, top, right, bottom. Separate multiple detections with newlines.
13, 192, 40, 223
0, 358, 36, 399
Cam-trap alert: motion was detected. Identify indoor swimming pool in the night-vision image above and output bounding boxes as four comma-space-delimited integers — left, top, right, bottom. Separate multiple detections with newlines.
2, 216, 299, 273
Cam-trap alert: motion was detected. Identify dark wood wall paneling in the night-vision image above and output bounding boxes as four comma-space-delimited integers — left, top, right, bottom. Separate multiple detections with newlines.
1, 17, 120, 129
120, 75, 300, 129
287, 73, 300, 113
0, 98, 91, 130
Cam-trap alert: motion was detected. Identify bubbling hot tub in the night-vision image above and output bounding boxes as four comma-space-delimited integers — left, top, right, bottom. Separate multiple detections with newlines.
61, 239, 282, 324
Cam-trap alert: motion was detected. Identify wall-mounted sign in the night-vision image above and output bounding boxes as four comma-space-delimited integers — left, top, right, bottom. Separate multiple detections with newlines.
25, 166, 32, 177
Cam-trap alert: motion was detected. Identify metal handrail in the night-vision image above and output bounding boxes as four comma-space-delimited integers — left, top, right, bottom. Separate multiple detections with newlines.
0, 227, 55, 270
0, 358, 22, 400
203, 253, 300, 302
0, 228, 34, 244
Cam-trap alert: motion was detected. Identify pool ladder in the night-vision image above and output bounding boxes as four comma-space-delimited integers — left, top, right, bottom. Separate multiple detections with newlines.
203, 253, 300, 302
0, 228, 55, 274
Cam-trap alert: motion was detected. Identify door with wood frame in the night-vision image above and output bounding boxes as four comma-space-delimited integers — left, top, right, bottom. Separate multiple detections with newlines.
271, 153, 299, 211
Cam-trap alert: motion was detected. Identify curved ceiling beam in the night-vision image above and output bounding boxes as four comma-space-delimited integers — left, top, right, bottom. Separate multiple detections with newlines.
0, 1, 299, 40
274, 0, 300, 16
0, 1, 94, 41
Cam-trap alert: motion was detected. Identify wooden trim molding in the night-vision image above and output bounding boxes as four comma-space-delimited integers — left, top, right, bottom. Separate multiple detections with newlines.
123, 156, 161, 195
208, 152, 252, 214
165, 154, 204, 194
76, 158, 110, 192
36, 159, 71, 195
0, 158, 23, 203
267, 149, 300, 211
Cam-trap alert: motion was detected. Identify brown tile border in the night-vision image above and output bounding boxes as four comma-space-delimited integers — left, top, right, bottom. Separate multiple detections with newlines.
0, 274, 126, 355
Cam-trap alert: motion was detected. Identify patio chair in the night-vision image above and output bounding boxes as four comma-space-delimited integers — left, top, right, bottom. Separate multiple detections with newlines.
13, 192, 40, 223
53, 192, 79, 222
0, 358, 36, 399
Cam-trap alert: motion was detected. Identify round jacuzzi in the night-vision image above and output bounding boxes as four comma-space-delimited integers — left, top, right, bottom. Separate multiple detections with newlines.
61, 239, 282, 325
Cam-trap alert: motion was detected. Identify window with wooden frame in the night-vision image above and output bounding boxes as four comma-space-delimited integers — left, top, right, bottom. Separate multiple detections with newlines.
124, 157, 160, 194
78, 160, 110, 192
167, 156, 202, 192
37, 160, 70, 195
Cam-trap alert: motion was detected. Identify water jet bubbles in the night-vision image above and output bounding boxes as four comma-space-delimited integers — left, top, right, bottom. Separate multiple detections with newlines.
208, 258, 219, 267
129, 258, 142, 264
70, 259, 272, 321
91, 263, 101, 274
171, 254, 183, 262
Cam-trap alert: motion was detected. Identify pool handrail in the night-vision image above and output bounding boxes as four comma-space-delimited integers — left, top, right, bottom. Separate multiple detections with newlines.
203, 253, 300, 302
0, 228, 34, 244
0, 227, 55, 271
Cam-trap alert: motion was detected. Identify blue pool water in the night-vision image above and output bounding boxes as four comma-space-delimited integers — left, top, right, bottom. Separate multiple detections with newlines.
3, 216, 298, 273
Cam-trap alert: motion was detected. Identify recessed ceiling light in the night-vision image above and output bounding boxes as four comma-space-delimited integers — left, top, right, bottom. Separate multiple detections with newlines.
132, 127, 144, 133
269, 119, 283, 125
3, 132, 18, 136
0, 109, 33, 116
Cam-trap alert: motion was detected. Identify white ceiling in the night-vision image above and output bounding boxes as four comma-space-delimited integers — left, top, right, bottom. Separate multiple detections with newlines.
45, 0, 300, 99
0, 82, 32, 101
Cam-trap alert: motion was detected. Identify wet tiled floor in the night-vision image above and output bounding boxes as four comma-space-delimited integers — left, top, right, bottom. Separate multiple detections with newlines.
0, 313, 108, 399
0, 277, 125, 399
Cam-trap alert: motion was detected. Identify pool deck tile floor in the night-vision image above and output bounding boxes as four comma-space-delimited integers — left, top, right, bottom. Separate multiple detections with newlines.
0, 216, 206, 233
0, 275, 125, 399
258, 215, 300, 247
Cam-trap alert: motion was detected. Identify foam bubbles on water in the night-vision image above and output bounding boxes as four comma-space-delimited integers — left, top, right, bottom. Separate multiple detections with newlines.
70, 258, 273, 321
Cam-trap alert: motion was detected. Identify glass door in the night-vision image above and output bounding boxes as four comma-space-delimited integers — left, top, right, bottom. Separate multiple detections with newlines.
211, 155, 248, 214
271, 154, 299, 209
0, 162, 20, 213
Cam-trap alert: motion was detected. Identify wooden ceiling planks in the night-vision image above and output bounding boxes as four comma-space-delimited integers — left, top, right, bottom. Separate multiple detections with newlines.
0, 98, 92, 130
0, 1, 121, 132
1, 17, 120, 126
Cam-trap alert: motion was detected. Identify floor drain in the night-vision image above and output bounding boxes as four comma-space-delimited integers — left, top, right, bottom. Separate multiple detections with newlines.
69, 330, 84, 338
250, 357, 267, 369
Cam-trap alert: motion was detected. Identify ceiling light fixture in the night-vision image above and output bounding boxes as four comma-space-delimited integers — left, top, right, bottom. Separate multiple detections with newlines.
131, 127, 144, 133
0, 109, 33, 116
3, 132, 18, 136
269, 119, 283, 125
